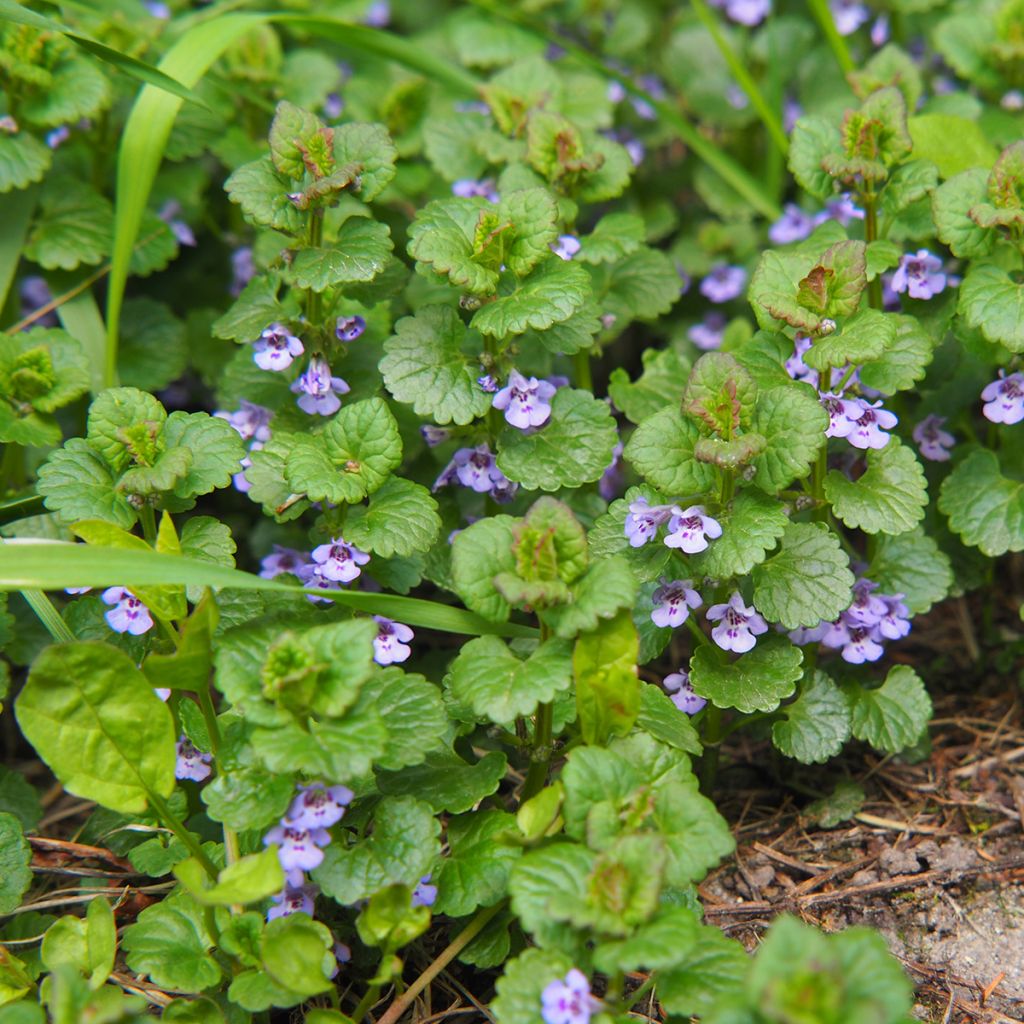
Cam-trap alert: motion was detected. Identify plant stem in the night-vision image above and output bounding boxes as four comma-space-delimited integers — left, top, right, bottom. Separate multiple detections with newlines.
807, 0, 855, 75
690, 0, 789, 156
147, 789, 219, 880
522, 701, 554, 801
139, 504, 157, 546
699, 702, 722, 795
573, 347, 594, 393
374, 903, 505, 1024
864, 198, 884, 309
197, 686, 222, 756
351, 982, 383, 1022
306, 211, 324, 330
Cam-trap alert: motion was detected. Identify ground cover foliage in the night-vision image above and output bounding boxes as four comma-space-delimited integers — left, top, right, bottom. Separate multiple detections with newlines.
0, 0, 1022, 1021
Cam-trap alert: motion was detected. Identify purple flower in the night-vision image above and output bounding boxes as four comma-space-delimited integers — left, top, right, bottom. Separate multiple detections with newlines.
477, 374, 499, 394
663, 670, 707, 715
154, 688, 171, 702
285, 783, 354, 831
420, 424, 451, 447
308, 537, 370, 583
1002, 90, 1024, 112
335, 315, 366, 343
263, 824, 332, 887
815, 194, 864, 227
822, 619, 884, 664
291, 356, 350, 416
846, 398, 898, 450
663, 505, 723, 554
362, 0, 390, 26
623, 497, 676, 547
624, 137, 645, 166
784, 97, 803, 134
46, 125, 70, 149
253, 324, 304, 371
0, 116, 18, 134
786, 335, 815, 383
788, 621, 830, 646
551, 235, 581, 261
912, 415, 955, 462
871, 12, 890, 46
891, 250, 946, 300
706, 593, 768, 654
267, 883, 318, 922
492, 370, 557, 429
982, 372, 1024, 425
846, 578, 887, 627
215, 401, 272, 443
230, 247, 255, 297
688, 312, 727, 351
412, 875, 437, 908
878, 593, 911, 640
65, 586, 92, 595
143, 0, 171, 16
769, 204, 815, 246
541, 969, 598, 1024
175, 737, 212, 783
699, 264, 747, 304
710, 0, 771, 26
158, 200, 196, 248
452, 178, 499, 203
830, 0, 869, 34
599, 441, 625, 502
820, 392, 860, 439
433, 444, 517, 500
651, 579, 702, 628
372, 616, 413, 665
296, 561, 343, 601
260, 546, 308, 580
232, 449, 257, 494
101, 587, 154, 635
324, 92, 345, 119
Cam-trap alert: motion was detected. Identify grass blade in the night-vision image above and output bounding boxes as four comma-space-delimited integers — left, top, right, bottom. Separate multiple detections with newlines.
54, 283, 107, 393
0, 188, 37, 320
806, 0, 855, 75
0, 540, 536, 638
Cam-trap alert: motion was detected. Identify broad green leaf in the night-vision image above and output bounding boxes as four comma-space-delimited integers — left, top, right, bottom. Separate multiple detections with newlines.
363, 668, 448, 771
802, 309, 896, 372
657, 927, 750, 1019
771, 671, 851, 764
40, 896, 116, 989
938, 448, 1024, 556
201, 768, 294, 832
576, 212, 645, 264
225, 156, 305, 233
868, 528, 952, 614
212, 274, 299, 344
450, 516, 518, 623
314, 796, 440, 905
119, 297, 188, 392
285, 397, 402, 504
683, 352, 757, 435
623, 406, 716, 495
542, 556, 638, 639
86, 386, 166, 472
848, 665, 931, 754
15, 642, 175, 814
407, 196, 498, 293
344, 478, 441, 558
796, 241, 866, 320
602, 246, 682, 321
377, 748, 507, 814
25, 180, 111, 271
788, 115, 840, 200
508, 843, 593, 948
594, 906, 702, 973
752, 522, 853, 629
576, 834, 665, 936
356, 885, 430, 951
751, 384, 828, 492
434, 810, 521, 918
881, 159, 938, 216
122, 892, 221, 993
0, 767, 41, 831
958, 264, 1024, 352
0, 130, 50, 192
636, 683, 702, 756
472, 259, 590, 337
287, 218, 393, 292
380, 305, 492, 425
749, 248, 822, 334
0, 328, 89, 415
865, 239, 902, 281
499, 188, 560, 275
331, 121, 398, 203
492, 948, 576, 1024
162, 412, 247, 500
520, 303, 601, 355
858, 314, 934, 395
689, 488, 789, 580
932, 167, 997, 259
907, 113, 998, 179
690, 636, 803, 714
825, 439, 928, 536
174, 848, 283, 907
806, 779, 866, 829
607, 346, 691, 425
496, 388, 617, 491
448, 636, 573, 724
573, 609, 640, 746
0, 813, 31, 915
254, 709, 387, 781
262, 915, 334, 997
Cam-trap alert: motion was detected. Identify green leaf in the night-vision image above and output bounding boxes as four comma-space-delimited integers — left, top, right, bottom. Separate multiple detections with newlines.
262, 915, 334, 997
750, 248, 823, 334
162, 411, 248, 501
932, 167, 997, 259
0, 813, 31, 915
450, 515, 517, 623
496, 388, 617, 491
377, 748, 508, 814
542, 556, 638, 639
576, 212, 645, 264
607, 346, 691, 425
225, 156, 305, 233
363, 669, 448, 771
520, 303, 601, 355
122, 892, 221, 993
907, 113, 998, 179
448, 636, 573, 725
752, 522, 853, 629
623, 407, 716, 495
636, 684, 702, 756
881, 159, 938, 216
41, 896, 116, 989
594, 905, 702, 973
332, 122, 398, 202
751, 384, 828, 492
201, 768, 294, 833
771, 671, 851, 764
20, 51, 109, 127
602, 246, 682, 321
407, 196, 497, 293
858, 314, 934, 395
689, 488, 789, 580
0, 328, 89, 415
0, 130, 50, 193
573, 610, 640, 746
314, 796, 440, 905
472, 259, 590, 337
268, 100, 325, 178
285, 398, 402, 504
492, 948, 576, 1024
498, 188, 560, 275
35, 439, 134, 528
344, 478, 441, 558
356, 885, 430, 952
657, 927, 750, 1019
868, 528, 953, 614
806, 779, 866, 828
788, 115, 840, 200
508, 842, 593, 948
803, 309, 896, 371
958, 263, 1024, 352
796, 241, 867, 320
848, 666, 931, 754
380, 305, 492, 425
0, 767, 41, 831
690, 636, 803, 714
683, 352, 757, 435
434, 810, 521, 918
25, 180, 111, 271
938, 448, 1024, 557
865, 239, 902, 281
825, 439, 928, 536
15, 642, 175, 814
174, 848, 283, 907
212, 274, 300, 344
287, 218, 393, 292
119, 297, 188, 392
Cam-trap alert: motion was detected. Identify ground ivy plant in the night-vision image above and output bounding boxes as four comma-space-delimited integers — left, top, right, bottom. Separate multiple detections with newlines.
3, 0, 1022, 1021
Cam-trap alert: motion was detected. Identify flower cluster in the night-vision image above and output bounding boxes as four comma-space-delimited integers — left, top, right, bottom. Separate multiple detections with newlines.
792, 578, 911, 664
625, 499, 722, 553
541, 969, 600, 1024
215, 400, 272, 493
820, 393, 898, 449
663, 669, 707, 715
175, 736, 212, 782
981, 371, 1024, 425
493, 370, 556, 429
101, 587, 153, 635
433, 444, 518, 502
